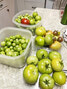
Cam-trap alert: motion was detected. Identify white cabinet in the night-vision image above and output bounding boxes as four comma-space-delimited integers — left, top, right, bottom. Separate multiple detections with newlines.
16, 0, 45, 12
0, 0, 15, 29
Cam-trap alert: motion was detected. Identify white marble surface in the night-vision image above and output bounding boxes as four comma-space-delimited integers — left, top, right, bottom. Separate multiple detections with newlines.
0, 8, 67, 89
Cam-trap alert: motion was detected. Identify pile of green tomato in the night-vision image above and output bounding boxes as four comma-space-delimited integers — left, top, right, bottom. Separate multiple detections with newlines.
0, 35, 29, 57
15, 12, 41, 25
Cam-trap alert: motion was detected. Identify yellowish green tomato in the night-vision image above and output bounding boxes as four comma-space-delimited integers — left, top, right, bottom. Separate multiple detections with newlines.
1, 41, 6, 46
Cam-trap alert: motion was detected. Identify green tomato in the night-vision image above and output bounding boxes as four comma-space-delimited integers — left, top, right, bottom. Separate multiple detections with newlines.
20, 39, 26, 44
23, 65, 39, 84
6, 50, 13, 56
27, 56, 38, 65
1, 41, 6, 46
35, 26, 46, 36
12, 52, 19, 57
39, 74, 54, 89
20, 50, 24, 55
15, 35, 22, 39
35, 36, 45, 46
36, 49, 48, 60
44, 34, 53, 46
0, 51, 5, 55
22, 43, 27, 49
52, 58, 64, 71
53, 71, 66, 85
32, 12, 38, 17
10, 46, 13, 50
15, 39, 19, 45
6, 41, 11, 47
49, 51, 61, 61
38, 59, 52, 74
4, 46, 8, 50
0, 47, 4, 51
10, 39, 13, 42
12, 43, 16, 47
30, 19, 35, 25
35, 20, 40, 24
16, 46, 22, 52
35, 15, 41, 21
5, 37, 10, 41
5, 48, 10, 53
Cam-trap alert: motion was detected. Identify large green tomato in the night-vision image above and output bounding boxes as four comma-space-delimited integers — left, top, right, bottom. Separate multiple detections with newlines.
52, 58, 64, 71
30, 19, 35, 25
35, 26, 46, 36
35, 36, 45, 46
36, 49, 48, 60
23, 65, 39, 84
49, 51, 61, 61
39, 74, 54, 89
38, 59, 52, 74
32, 12, 38, 17
27, 56, 38, 65
44, 34, 53, 45
35, 15, 41, 21
53, 71, 66, 85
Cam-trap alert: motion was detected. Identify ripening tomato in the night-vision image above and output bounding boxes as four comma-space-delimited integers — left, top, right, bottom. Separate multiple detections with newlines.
21, 18, 30, 25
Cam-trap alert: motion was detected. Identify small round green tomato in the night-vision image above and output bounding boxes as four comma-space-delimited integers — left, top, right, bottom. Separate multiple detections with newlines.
15, 35, 22, 39
12, 52, 19, 57
20, 50, 24, 55
4, 46, 8, 50
16, 46, 22, 52
12, 43, 16, 47
5, 37, 10, 41
30, 19, 35, 25
32, 12, 38, 17
5, 48, 10, 53
0, 51, 5, 55
35, 20, 40, 24
1, 41, 6, 46
6, 41, 11, 47
35, 15, 41, 21
0, 47, 4, 51
10, 46, 13, 50
6, 50, 13, 56
10, 39, 13, 42
15, 39, 19, 45
20, 39, 25, 44
22, 43, 27, 49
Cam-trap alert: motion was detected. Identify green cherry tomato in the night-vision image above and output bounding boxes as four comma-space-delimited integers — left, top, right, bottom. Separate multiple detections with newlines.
1, 41, 6, 46
22, 43, 27, 49
0, 51, 5, 55
20, 50, 24, 55
5, 37, 10, 41
12, 52, 19, 57
30, 19, 35, 25
6, 41, 11, 47
35, 15, 41, 21
6, 50, 13, 56
16, 46, 22, 52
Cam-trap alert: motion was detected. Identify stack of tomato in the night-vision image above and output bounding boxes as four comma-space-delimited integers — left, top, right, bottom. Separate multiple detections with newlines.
15, 12, 41, 25
0, 35, 29, 57
23, 49, 66, 89
35, 26, 63, 50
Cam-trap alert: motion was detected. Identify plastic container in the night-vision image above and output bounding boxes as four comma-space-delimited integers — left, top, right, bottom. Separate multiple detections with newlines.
12, 10, 42, 35
0, 27, 32, 68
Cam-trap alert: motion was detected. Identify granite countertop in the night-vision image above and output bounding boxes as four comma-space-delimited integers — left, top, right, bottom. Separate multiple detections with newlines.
0, 8, 67, 89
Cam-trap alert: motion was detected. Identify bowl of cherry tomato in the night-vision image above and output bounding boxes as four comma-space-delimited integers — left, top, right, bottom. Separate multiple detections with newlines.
0, 27, 32, 68
12, 10, 42, 35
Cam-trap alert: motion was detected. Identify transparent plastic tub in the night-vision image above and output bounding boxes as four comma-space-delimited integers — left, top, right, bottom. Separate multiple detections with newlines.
0, 27, 32, 68
12, 10, 42, 35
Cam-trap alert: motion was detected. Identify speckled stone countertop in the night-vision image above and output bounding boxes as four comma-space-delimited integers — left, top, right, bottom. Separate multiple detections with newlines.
0, 8, 67, 89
